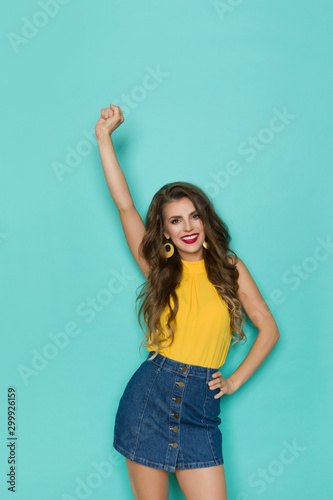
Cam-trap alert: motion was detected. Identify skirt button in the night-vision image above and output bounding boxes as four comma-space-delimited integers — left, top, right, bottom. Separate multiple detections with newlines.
173, 413, 179, 419
170, 426, 179, 432
174, 397, 181, 403
169, 442, 178, 448
180, 366, 188, 372
176, 381, 184, 387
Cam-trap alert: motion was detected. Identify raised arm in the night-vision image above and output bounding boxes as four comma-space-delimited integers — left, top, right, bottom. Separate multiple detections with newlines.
95, 104, 150, 278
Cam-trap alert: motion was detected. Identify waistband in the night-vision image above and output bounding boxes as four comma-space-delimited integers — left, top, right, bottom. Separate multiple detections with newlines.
146, 351, 218, 380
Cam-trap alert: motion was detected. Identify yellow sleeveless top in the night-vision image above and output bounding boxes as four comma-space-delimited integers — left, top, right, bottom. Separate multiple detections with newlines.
147, 258, 232, 368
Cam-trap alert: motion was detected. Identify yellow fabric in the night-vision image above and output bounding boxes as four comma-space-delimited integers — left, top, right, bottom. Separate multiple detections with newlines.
147, 258, 232, 368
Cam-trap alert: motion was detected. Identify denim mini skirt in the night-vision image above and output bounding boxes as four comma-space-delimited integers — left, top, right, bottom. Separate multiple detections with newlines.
113, 351, 224, 472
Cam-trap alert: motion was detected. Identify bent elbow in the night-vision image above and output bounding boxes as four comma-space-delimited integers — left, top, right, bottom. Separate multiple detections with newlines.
274, 329, 281, 344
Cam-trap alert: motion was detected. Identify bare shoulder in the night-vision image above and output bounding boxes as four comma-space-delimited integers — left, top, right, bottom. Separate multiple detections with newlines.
227, 254, 239, 265
227, 254, 280, 333
227, 254, 251, 290
226, 254, 245, 271
227, 254, 257, 294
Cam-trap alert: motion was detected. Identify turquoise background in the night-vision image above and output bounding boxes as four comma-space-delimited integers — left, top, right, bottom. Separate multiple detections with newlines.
1, 0, 332, 498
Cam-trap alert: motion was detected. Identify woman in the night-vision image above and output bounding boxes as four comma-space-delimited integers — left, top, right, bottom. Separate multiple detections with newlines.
95, 104, 280, 500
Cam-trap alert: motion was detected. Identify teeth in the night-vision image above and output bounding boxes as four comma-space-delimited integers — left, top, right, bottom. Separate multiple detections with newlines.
182, 235, 198, 241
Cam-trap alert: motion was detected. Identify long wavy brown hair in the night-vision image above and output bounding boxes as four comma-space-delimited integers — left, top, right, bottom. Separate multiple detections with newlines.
135, 181, 247, 360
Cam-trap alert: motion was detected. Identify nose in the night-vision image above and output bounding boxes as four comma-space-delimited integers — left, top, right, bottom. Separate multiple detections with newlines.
184, 217, 194, 231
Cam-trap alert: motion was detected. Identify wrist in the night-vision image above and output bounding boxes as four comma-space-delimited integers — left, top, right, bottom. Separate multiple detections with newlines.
95, 130, 112, 145
227, 375, 241, 392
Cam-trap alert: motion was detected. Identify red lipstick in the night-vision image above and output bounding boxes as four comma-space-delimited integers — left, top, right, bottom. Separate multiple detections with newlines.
180, 233, 199, 244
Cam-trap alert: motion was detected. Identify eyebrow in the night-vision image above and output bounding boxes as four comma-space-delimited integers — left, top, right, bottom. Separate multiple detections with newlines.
168, 210, 198, 221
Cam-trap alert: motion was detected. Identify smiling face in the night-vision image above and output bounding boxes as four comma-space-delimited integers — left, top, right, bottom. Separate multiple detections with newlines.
162, 197, 206, 261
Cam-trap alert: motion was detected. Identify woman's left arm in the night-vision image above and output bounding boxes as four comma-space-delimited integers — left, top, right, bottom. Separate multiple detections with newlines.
209, 257, 280, 398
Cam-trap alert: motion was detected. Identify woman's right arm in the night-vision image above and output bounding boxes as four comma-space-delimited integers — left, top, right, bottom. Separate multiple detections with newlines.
95, 104, 150, 279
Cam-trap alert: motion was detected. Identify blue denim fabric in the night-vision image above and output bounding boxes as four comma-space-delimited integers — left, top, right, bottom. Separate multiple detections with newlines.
113, 351, 224, 472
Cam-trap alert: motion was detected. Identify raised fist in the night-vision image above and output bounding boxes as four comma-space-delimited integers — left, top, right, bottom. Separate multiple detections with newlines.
95, 104, 125, 140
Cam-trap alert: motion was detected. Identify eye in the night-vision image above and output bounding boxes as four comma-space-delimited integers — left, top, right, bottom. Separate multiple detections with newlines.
193, 213, 200, 219
171, 219, 180, 224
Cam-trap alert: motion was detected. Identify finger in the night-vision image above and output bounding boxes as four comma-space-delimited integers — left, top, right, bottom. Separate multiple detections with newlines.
214, 390, 224, 399
113, 105, 121, 116
110, 104, 124, 122
209, 382, 221, 390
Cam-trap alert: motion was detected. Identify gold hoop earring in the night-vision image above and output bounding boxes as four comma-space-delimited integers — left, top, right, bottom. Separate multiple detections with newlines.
203, 239, 209, 249
163, 240, 174, 258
